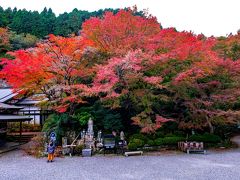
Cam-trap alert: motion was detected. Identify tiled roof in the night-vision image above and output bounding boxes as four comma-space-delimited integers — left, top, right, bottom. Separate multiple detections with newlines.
0, 103, 23, 109
0, 89, 19, 103
0, 80, 10, 88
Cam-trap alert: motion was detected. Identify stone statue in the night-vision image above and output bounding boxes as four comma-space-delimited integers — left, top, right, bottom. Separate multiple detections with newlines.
97, 130, 102, 143
120, 131, 125, 141
81, 130, 86, 140
87, 118, 94, 138
84, 117, 95, 149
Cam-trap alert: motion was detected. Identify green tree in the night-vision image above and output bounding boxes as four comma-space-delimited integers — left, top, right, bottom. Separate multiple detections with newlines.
39, 8, 56, 37
73, 101, 123, 131
10, 32, 38, 50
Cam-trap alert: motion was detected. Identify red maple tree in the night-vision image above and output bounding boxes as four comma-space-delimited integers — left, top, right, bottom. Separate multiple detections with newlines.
81, 9, 161, 56
1, 34, 94, 114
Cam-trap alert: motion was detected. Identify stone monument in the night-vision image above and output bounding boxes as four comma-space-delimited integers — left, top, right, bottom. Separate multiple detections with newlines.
97, 130, 102, 143
120, 131, 125, 141
82, 118, 95, 156
87, 117, 94, 139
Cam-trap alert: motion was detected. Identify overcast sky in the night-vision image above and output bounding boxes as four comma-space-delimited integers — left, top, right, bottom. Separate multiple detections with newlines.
0, 0, 239, 37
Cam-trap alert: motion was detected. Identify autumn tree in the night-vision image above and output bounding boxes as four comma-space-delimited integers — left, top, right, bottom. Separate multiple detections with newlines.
83, 20, 240, 133
214, 32, 240, 61
172, 48, 240, 133
0, 27, 10, 54
0, 34, 94, 114
125, 28, 240, 133
1, 8, 240, 135
91, 50, 173, 133
81, 8, 161, 56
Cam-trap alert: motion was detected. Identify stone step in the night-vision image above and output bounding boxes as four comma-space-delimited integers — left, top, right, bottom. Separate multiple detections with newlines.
0, 142, 20, 154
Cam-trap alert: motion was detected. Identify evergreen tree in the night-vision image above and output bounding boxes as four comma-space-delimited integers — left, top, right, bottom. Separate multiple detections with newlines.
39, 8, 56, 37
0, 6, 143, 38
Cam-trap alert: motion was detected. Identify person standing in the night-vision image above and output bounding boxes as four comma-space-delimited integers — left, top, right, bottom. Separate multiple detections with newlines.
47, 140, 55, 162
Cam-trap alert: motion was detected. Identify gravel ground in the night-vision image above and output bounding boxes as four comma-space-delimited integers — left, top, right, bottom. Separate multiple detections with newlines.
0, 149, 240, 180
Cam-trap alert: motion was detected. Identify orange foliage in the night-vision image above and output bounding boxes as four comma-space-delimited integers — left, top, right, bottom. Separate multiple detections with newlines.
0, 27, 10, 52
0, 35, 93, 113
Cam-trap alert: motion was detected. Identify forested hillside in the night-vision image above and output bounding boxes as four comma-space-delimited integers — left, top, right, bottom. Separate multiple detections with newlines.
0, 6, 144, 37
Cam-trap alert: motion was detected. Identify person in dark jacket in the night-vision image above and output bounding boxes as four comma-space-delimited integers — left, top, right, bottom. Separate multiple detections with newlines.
47, 140, 55, 162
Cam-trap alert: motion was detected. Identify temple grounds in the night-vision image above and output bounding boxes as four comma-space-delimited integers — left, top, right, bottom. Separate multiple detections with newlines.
0, 150, 240, 180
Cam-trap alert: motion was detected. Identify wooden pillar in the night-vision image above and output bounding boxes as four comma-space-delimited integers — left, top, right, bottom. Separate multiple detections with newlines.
40, 110, 43, 127
19, 121, 22, 144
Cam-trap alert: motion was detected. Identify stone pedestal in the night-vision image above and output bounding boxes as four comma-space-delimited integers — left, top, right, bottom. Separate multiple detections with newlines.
82, 148, 92, 157
62, 137, 70, 155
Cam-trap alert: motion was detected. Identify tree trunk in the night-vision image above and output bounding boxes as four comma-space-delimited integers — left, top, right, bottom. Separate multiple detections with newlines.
69, 103, 76, 116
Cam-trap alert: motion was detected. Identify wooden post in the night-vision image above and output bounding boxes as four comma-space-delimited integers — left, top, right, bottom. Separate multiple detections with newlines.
40, 110, 43, 127
19, 121, 22, 144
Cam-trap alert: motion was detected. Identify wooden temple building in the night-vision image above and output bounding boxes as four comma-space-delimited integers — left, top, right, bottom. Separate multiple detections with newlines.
0, 103, 32, 146
0, 82, 50, 146
0, 85, 50, 125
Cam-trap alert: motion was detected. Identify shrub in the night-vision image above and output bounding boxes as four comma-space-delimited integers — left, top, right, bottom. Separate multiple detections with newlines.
72, 111, 91, 126
162, 136, 185, 145
129, 134, 148, 143
74, 144, 84, 155
131, 139, 144, 147
188, 133, 221, 143
21, 134, 45, 158
42, 114, 67, 133
150, 131, 164, 139
165, 133, 175, 137
154, 136, 185, 146
128, 138, 144, 150
42, 113, 70, 144
203, 133, 221, 143
146, 139, 155, 146
173, 131, 186, 137
128, 142, 138, 150
155, 131, 164, 138
154, 138, 164, 146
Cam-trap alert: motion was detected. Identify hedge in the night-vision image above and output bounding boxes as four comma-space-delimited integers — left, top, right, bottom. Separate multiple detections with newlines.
128, 138, 145, 150
129, 134, 148, 143
188, 133, 221, 143
146, 139, 155, 146
154, 136, 185, 146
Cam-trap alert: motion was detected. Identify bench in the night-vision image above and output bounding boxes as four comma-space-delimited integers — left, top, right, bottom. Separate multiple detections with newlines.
186, 149, 206, 154
124, 151, 143, 157
178, 141, 206, 154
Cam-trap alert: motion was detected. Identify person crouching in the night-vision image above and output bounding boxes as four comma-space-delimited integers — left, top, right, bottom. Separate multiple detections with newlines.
47, 141, 55, 162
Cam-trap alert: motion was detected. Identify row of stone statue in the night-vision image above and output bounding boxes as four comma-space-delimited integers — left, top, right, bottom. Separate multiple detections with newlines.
60, 118, 126, 154
80, 118, 125, 149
